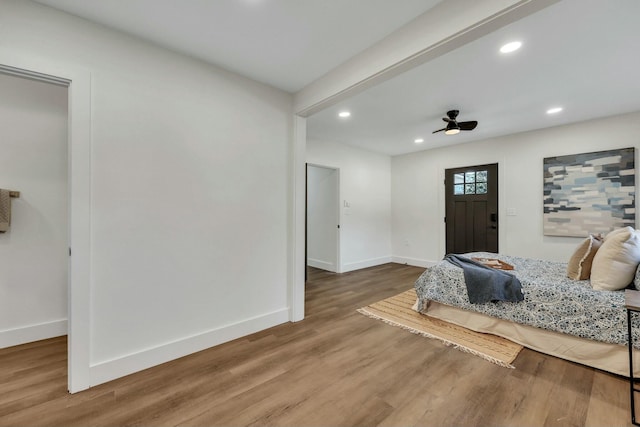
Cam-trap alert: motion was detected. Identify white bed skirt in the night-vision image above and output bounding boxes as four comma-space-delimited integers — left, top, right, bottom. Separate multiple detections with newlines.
422, 300, 639, 377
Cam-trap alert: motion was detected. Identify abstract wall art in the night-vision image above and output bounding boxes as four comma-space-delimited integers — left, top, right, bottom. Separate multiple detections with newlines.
543, 147, 635, 237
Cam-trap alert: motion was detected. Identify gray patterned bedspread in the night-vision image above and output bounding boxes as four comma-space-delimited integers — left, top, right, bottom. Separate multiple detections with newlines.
415, 252, 640, 348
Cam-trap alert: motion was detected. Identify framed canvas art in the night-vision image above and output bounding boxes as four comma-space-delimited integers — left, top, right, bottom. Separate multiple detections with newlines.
543, 147, 635, 237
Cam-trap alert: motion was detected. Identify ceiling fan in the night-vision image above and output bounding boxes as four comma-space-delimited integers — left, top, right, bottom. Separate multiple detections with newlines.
432, 110, 478, 135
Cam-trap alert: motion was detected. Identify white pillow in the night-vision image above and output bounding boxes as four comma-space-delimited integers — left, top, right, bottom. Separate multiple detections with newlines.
591, 227, 640, 291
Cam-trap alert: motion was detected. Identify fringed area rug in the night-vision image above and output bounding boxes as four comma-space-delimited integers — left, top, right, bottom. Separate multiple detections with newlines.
357, 289, 523, 368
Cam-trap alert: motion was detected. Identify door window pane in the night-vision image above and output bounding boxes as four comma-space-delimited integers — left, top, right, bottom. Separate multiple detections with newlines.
465, 171, 476, 183
453, 169, 489, 196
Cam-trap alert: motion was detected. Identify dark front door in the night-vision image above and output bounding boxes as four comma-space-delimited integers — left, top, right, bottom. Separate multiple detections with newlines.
445, 163, 498, 254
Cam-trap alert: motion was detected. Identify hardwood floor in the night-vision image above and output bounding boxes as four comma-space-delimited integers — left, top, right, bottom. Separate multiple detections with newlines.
0, 263, 632, 426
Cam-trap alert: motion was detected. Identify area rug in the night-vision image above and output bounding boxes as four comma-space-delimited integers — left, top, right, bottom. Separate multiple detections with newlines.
357, 289, 523, 368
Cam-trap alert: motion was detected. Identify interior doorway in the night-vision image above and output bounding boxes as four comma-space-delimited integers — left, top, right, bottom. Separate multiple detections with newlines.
0, 60, 92, 393
445, 163, 499, 254
306, 164, 340, 273
0, 73, 68, 350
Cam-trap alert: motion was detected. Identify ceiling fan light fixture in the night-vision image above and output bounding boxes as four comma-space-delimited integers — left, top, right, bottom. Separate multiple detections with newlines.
444, 120, 460, 135
432, 109, 477, 135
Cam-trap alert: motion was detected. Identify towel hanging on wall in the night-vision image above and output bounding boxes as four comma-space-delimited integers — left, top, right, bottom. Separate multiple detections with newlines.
0, 188, 14, 233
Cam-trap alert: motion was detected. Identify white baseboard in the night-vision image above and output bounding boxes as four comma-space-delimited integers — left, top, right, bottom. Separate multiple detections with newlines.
391, 256, 438, 269
307, 258, 336, 272
89, 308, 289, 387
342, 256, 392, 273
0, 319, 67, 349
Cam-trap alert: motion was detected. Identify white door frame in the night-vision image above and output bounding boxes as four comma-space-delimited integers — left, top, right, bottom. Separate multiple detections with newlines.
290, 116, 306, 322
0, 52, 92, 393
306, 163, 341, 273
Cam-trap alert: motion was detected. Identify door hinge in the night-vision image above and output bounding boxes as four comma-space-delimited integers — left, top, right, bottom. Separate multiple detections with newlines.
69, 247, 71, 256
337, 224, 340, 229
444, 217, 446, 223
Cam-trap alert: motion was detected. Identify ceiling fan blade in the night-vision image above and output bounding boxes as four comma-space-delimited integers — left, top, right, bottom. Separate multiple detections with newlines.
442, 117, 452, 123
432, 128, 446, 134
458, 121, 478, 131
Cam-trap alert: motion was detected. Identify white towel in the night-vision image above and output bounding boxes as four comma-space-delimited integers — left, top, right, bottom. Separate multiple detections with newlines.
0, 189, 11, 233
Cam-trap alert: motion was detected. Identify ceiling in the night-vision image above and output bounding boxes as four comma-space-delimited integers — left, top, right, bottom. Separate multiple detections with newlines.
34, 0, 442, 93
32, 0, 640, 157
307, 0, 640, 155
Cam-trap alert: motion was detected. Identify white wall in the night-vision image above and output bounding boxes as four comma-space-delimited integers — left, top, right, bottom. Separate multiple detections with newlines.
307, 138, 391, 272
307, 165, 338, 272
392, 111, 640, 265
0, 0, 292, 387
0, 74, 68, 348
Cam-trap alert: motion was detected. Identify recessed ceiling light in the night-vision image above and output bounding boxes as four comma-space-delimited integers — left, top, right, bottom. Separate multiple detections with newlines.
546, 107, 563, 115
414, 138, 424, 144
500, 41, 522, 54
338, 111, 351, 118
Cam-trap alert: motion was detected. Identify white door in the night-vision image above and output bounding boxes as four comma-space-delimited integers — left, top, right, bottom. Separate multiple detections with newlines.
307, 165, 339, 272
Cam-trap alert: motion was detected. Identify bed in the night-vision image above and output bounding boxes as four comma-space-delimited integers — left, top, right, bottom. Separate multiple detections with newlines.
414, 251, 640, 376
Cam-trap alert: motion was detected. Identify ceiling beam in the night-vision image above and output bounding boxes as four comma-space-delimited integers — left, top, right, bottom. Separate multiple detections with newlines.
294, 0, 560, 117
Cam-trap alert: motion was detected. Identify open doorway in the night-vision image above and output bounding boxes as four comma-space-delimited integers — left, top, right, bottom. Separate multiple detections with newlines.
0, 60, 91, 393
0, 73, 68, 348
306, 164, 340, 273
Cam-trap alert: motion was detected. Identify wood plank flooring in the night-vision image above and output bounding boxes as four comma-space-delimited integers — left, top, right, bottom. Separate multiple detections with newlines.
0, 263, 632, 426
